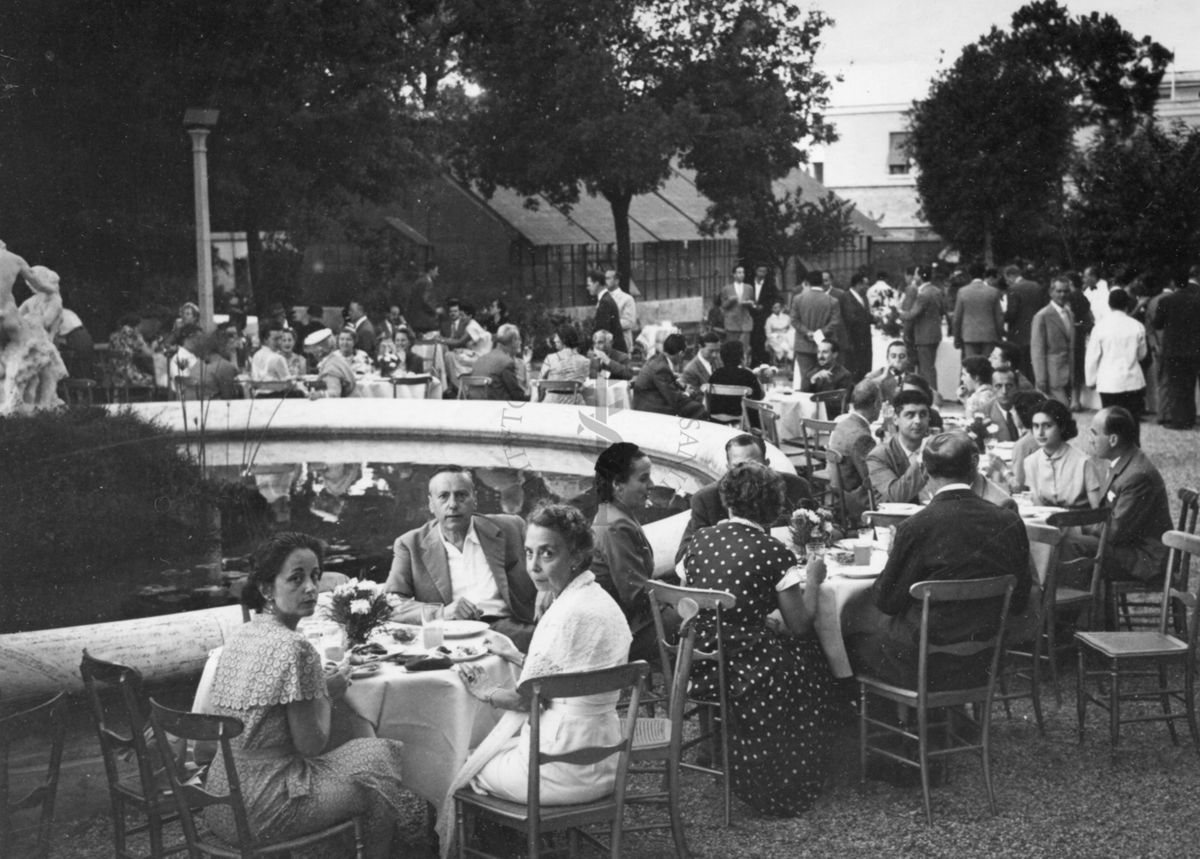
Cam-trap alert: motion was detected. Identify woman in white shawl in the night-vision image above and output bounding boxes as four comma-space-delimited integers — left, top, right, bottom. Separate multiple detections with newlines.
438, 502, 631, 853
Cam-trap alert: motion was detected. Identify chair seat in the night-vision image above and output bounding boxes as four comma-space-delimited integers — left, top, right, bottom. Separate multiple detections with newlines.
858, 674, 991, 709
454, 787, 619, 830
1075, 631, 1188, 659
1054, 586, 1093, 607
811, 467, 834, 483
710, 413, 742, 425
626, 717, 671, 754
193, 819, 358, 859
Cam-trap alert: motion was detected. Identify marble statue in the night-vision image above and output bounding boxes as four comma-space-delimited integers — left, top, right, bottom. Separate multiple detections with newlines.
0, 241, 69, 414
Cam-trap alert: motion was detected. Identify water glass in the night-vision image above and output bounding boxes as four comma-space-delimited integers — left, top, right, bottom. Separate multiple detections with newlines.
421, 604, 444, 650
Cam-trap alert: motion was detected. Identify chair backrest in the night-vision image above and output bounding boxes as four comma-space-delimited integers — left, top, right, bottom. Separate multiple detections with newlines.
458, 375, 492, 400
537, 379, 584, 403
248, 379, 295, 398
517, 662, 650, 837
1, 692, 68, 859
823, 447, 851, 529
810, 387, 847, 418
800, 417, 838, 476
910, 575, 1016, 700
390, 375, 431, 398
1158, 531, 1200, 645
1024, 523, 1065, 629
740, 399, 781, 446
1046, 507, 1112, 602
79, 650, 163, 805
646, 581, 737, 698
147, 700, 255, 851
702, 383, 752, 419
1171, 488, 1200, 591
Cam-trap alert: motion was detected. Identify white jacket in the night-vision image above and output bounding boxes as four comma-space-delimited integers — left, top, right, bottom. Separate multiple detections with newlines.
1085, 310, 1146, 393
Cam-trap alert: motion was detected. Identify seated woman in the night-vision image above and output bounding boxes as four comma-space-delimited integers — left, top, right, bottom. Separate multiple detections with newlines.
959, 355, 996, 419
336, 329, 373, 375
1007, 391, 1048, 492
107, 313, 156, 387
765, 300, 795, 366
1025, 399, 1102, 510
538, 324, 590, 403
590, 442, 669, 664
685, 461, 840, 817
392, 327, 425, 375
707, 340, 763, 418
204, 532, 405, 859
278, 329, 307, 378
443, 503, 631, 835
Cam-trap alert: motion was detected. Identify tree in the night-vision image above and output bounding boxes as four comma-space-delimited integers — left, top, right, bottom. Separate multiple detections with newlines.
907, 0, 1171, 264
1067, 122, 1200, 276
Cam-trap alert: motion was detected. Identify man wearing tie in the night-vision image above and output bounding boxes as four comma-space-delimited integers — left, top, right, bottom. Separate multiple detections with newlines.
988, 368, 1025, 442
720, 264, 756, 351
749, 264, 779, 366
1030, 275, 1075, 406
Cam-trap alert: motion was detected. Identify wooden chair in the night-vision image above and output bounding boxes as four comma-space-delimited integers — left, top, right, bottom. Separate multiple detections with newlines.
700, 384, 752, 426
996, 523, 1064, 734
390, 374, 432, 399
740, 399, 782, 447
1075, 530, 1200, 760
147, 700, 364, 859
453, 662, 649, 859
535, 379, 585, 404
795, 418, 838, 486
810, 387, 847, 419
59, 377, 99, 406
80, 651, 187, 859
646, 581, 737, 827
458, 375, 493, 400
620, 598, 704, 859
1, 692, 68, 859
858, 575, 1017, 825
1109, 487, 1199, 632
1043, 507, 1112, 700
823, 447, 853, 532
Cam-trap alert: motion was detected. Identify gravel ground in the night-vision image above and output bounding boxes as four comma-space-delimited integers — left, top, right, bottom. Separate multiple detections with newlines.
37, 414, 1200, 858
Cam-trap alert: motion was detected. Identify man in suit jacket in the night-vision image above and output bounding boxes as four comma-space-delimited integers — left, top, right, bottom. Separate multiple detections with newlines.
1030, 275, 1075, 406
632, 333, 707, 419
720, 264, 756, 351
790, 276, 843, 385
468, 324, 526, 401
899, 265, 945, 396
865, 340, 909, 405
749, 264, 781, 366
1090, 407, 1173, 583
849, 432, 1031, 689
679, 332, 722, 391
830, 379, 883, 523
588, 329, 633, 380
986, 368, 1025, 442
1153, 266, 1200, 429
842, 273, 875, 383
588, 271, 627, 354
1003, 265, 1048, 381
953, 262, 1004, 357
347, 301, 377, 355
675, 434, 812, 563
386, 469, 538, 650
807, 340, 854, 418
867, 389, 932, 504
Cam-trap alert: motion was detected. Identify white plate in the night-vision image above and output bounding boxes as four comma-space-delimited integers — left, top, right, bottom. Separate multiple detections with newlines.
441, 620, 490, 639
1020, 506, 1068, 519
833, 568, 880, 579
350, 663, 382, 680
440, 645, 489, 663
875, 503, 922, 515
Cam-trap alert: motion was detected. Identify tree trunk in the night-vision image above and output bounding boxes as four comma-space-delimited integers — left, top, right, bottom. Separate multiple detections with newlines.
606, 191, 634, 290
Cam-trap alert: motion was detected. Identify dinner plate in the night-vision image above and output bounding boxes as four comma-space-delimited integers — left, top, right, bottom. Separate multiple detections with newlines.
441, 620, 490, 639
833, 568, 880, 579
350, 663, 382, 680
440, 645, 489, 663
875, 502, 923, 515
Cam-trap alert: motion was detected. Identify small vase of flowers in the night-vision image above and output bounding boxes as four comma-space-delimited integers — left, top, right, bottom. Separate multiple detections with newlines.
789, 505, 835, 561
325, 579, 399, 646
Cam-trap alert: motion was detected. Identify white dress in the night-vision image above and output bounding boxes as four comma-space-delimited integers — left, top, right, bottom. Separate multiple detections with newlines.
765, 311, 795, 361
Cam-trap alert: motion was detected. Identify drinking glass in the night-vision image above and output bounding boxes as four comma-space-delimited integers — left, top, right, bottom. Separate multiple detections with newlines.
421, 604, 445, 650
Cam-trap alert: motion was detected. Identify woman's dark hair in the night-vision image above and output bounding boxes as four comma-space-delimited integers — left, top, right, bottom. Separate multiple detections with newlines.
719, 339, 744, 367
557, 324, 580, 350
117, 312, 142, 329
595, 442, 646, 503
1013, 391, 1048, 428
527, 502, 594, 564
662, 333, 686, 356
961, 355, 993, 384
243, 532, 325, 612
718, 462, 785, 527
901, 373, 933, 399
1034, 399, 1077, 441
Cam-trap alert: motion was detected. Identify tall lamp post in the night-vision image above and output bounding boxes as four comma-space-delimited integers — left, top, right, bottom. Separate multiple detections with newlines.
184, 108, 219, 330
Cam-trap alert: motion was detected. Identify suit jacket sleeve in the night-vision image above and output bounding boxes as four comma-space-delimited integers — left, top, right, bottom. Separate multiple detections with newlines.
1030, 312, 1048, 391
867, 443, 926, 504
594, 517, 653, 607
872, 519, 919, 615
821, 298, 843, 341
675, 487, 719, 564
494, 515, 537, 623
499, 360, 526, 400
1107, 467, 1162, 550
385, 533, 435, 624
653, 362, 683, 409
606, 351, 633, 380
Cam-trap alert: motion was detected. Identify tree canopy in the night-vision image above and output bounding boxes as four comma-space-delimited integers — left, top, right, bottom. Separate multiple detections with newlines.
907, 0, 1171, 264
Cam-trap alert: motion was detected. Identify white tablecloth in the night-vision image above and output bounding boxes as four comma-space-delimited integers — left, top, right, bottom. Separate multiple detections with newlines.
355, 375, 443, 400
762, 389, 824, 440
529, 378, 631, 411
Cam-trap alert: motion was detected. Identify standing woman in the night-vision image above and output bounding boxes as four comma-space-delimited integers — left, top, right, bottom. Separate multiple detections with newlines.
590, 442, 662, 663
684, 462, 840, 817
203, 532, 406, 859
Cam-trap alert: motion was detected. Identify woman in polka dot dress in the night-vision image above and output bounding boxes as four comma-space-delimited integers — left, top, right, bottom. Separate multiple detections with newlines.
684, 461, 840, 816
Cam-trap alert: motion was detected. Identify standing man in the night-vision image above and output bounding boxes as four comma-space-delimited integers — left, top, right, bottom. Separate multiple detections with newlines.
953, 262, 1005, 358
588, 270, 627, 354
605, 268, 637, 347
749, 264, 779, 366
841, 273, 875, 383
1003, 265, 1047, 382
407, 262, 441, 337
720, 264, 756, 352
1082, 265, 1110, 328
1030, 275, 1076, 406
1153, 264, 1200, 429
347, 300, 376, 355
899, 264, 945, 400
789, 272, 842, 388
1066, 274, 1094, 411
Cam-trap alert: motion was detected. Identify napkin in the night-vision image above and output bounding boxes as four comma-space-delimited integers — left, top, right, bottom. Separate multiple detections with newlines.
404, 655, 453, 671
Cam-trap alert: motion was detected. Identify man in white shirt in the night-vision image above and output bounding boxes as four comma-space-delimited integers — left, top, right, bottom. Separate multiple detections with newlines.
1085, 287, 1147, 426
169, 324, 202, 385
385, 469, 538, 650
604, 268, 637, 343
249, 323, 290, 382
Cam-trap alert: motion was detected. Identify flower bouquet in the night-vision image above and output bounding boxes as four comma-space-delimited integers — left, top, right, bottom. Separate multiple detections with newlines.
788, 505, 835, 560
324, 579, 399, 646
964, 413, 1013, 488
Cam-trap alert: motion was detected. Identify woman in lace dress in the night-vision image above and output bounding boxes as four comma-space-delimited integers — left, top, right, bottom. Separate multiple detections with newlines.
205, 533, 406, 858
538, 324, 590, 403
438, 502, 632, 853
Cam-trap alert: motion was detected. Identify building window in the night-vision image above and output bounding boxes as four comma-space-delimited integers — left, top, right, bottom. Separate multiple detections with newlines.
811, 161, 824, 184
888, 132, 911, 175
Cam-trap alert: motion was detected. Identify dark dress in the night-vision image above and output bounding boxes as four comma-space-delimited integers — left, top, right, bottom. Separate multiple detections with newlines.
685, 521, 838, 817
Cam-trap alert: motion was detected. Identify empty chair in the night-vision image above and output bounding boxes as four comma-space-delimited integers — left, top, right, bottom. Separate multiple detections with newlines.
390, 374, 432, 399
740, 399, 782, 448
147, 700, 364, 859
858, 575, 1017, 825
1074, 530, 1200, 760
452, 663, 648, 859
536, 379, 585, 405
1, 691, 68, 859
79, 651, 187, 859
